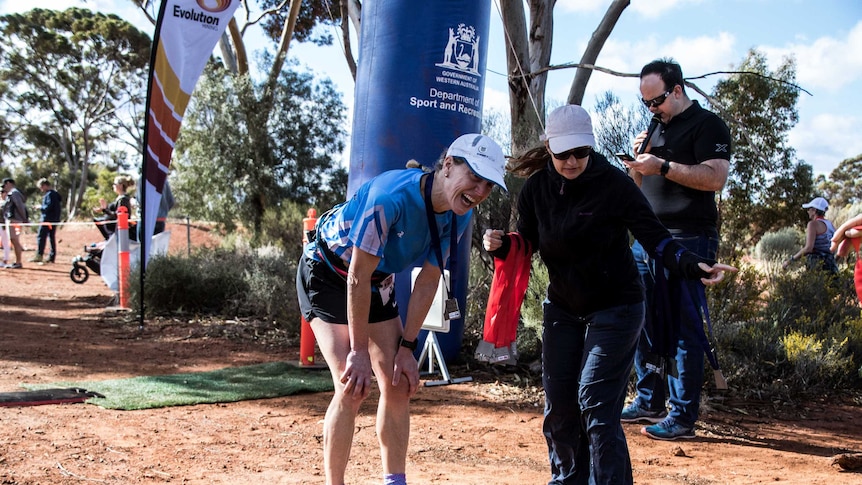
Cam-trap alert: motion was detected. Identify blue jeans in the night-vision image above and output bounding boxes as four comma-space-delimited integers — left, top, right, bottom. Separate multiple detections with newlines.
542, 300, 643, 485
36, 222, 57, 261
630, 232, 718, 428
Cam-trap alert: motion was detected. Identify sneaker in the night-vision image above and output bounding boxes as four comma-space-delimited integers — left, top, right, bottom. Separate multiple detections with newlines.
29, 254, 43, 263
620, 403, 667, 424
6, 263, 22, 269
641, 419, 695, 441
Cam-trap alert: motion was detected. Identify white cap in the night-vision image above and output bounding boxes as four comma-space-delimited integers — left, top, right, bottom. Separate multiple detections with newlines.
446, 133, 507, 192
802, 197, 828, 212
540, 105, 596, 154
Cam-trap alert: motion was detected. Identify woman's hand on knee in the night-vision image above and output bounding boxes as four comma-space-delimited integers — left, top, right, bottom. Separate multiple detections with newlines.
392, 348, 420, 396
341, 350, 373, 399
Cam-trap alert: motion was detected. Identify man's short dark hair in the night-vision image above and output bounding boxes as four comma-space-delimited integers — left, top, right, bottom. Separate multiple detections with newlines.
641, 58, 686, 95
1, 178, 14, 186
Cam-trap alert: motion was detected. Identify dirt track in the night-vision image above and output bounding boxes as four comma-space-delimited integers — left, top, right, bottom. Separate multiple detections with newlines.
0, 222, 860, 484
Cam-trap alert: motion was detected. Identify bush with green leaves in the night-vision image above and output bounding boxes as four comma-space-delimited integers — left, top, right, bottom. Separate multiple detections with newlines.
131, 246, 300, 337
712, 262, 861, 400
755, 227, 801, 262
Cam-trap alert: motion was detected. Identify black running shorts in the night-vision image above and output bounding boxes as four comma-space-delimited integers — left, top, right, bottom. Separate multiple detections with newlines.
296, 254, 399, 324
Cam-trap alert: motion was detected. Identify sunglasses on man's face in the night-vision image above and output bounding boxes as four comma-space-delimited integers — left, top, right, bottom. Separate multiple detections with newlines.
642, 88, 673, 109
552, 146, 592, 161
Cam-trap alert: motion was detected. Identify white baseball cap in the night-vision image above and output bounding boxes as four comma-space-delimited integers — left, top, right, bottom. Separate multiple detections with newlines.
446, 133, 507, 192
802, 197, 828, 212
540, 105, 596, 154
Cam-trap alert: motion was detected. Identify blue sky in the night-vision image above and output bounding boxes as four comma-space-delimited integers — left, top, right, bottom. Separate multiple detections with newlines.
4, 0, 860, 176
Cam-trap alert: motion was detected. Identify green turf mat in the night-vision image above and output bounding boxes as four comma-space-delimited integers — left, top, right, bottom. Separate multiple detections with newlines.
24, 362, 332, 410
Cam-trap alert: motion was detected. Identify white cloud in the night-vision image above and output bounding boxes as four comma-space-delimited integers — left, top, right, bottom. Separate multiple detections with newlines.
629, 0, 706, 19
761, 20, 862, 92
789, 112, 862, 175
555, 0, 613, 13
556, 0, 706, 17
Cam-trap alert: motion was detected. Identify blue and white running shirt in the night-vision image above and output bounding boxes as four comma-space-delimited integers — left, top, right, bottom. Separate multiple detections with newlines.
307, 169, 471, 274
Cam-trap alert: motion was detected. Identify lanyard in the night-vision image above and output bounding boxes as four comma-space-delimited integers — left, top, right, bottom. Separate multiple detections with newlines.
423, 172, 457, 298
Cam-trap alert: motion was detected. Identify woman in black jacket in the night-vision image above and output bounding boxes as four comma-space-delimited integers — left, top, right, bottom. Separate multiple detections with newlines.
483, 105, 735, 484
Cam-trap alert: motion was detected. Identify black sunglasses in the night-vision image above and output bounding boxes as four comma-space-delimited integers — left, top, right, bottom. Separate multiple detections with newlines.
552, 146, 591, 161
642, 89, 673, 109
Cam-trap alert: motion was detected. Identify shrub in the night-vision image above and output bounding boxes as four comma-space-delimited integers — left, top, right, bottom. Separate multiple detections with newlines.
754, 227, 801, 267
711, 260, 862, 399
131, 246, 301, 337
781, 331, 855, 388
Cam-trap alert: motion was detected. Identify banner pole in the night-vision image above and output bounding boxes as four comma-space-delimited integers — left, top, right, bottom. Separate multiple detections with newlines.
139, 0, 170, 330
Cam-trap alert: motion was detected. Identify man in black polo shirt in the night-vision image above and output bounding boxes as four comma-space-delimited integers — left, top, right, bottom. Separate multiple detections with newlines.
621, 58, 731, 441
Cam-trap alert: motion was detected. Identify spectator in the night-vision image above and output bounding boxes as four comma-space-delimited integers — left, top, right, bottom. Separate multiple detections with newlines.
154, 179, 174, 235
0, 190, 10, 266
782, 197, 838, 273
94, 176, 135, 241
30, 178, 62, 264
136, 178, 175, 240
296, 134, 507, 485
621, 58, 732, 441
483, 105, 735, 483
2, 178, 28, 269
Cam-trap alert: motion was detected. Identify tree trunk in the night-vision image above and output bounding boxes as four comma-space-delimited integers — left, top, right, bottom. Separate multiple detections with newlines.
567, 0, 629, 105
500, 0, 552, 159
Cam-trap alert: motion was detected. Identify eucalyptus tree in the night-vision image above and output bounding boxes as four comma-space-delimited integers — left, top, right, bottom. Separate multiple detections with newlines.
173, 62, 347, 234
0, 8, 150, 218
817, 154, 862, 209
711, 49, 811, 249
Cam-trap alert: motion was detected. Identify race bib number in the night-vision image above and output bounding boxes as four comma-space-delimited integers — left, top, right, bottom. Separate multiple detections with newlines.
377, 274, 395, 306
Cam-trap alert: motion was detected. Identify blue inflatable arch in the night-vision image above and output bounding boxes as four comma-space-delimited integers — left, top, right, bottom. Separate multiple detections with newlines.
349, 0, 493, 361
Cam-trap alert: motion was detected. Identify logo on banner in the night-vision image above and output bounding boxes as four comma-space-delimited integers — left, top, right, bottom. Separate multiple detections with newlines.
197, 0, 233, 13
437, 23, 480, 75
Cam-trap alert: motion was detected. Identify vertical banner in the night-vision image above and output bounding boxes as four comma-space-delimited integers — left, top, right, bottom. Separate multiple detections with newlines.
141, 0, 240, 268
350, 0, 492, 361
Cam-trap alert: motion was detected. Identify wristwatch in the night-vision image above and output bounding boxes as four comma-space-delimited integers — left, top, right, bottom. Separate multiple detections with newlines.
660, 160, 671, 176
398, 336, 417, 351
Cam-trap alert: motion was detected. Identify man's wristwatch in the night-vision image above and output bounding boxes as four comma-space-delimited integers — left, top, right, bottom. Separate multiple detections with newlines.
398, 336, 417, 351
660, 160, 671, 176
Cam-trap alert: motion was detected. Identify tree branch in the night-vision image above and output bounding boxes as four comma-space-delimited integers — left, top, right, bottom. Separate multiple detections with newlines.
686, 70, 813, 96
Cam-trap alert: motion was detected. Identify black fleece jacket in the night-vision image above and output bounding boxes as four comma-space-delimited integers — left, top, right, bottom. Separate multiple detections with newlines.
492, 152, 709, 317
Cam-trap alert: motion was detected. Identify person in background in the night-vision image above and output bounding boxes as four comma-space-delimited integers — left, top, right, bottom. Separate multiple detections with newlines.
483, 105, 735, 484
0, 190, 10, 266
783, 197, 838, 273
155, 179, 174, 235
30, 178, 62, 264
621, 58, 732, 441
137, 178, 175, 240
94, 175, 134, 240
2, 178, 28, 269
296, 134, 508, 485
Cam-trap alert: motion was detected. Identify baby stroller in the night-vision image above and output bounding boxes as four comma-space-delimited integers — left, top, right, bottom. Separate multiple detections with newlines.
70, 242, 104, 284
71, 214, 139, 284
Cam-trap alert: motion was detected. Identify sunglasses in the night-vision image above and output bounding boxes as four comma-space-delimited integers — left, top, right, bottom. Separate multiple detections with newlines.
642, 89, 675, 108
552, 146, 592, 160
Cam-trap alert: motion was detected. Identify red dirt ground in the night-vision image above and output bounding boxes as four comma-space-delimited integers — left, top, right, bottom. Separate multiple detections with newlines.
1, 222, 861, 484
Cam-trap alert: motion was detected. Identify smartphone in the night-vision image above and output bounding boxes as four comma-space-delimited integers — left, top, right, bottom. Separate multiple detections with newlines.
615, 153, 635, 162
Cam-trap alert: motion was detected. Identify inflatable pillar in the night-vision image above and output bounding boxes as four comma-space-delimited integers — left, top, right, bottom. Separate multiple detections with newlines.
349, 0, 492, 361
